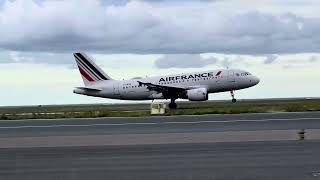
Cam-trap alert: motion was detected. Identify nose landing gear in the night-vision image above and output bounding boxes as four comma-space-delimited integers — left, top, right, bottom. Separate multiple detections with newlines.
230, 90, 237, 103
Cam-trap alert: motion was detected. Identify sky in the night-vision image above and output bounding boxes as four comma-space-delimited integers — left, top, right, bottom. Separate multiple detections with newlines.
0, 0, 320, 106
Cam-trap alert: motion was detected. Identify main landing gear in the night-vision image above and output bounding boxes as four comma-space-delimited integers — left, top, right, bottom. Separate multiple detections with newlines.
230, 90, 237, 103
168, 99, 177, 109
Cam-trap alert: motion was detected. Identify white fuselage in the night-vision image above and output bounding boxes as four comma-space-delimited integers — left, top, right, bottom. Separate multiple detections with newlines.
74, 69, 260, 101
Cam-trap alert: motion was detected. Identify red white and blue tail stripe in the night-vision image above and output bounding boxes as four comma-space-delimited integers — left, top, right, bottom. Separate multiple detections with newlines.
73, 52, 112, 86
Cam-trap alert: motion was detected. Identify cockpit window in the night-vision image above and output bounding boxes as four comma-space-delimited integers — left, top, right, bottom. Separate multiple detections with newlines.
240, 72, 251, 76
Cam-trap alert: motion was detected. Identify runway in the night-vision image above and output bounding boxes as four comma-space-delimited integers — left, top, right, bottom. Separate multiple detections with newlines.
1, 112, 320, 180
1, 141, 320, 180
1, 111, 320, 138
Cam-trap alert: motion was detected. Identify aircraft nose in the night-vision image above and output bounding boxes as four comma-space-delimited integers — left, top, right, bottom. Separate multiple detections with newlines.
252, 76, 260, 85
248, 76, 260, 86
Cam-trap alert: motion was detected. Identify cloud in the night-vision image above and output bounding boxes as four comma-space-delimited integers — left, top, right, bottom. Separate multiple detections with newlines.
218, 56, 252, 69
154, 54, 254, 69
263, 54, 278, 64
281, 54, 320, 69
154, 54, 217, 68
0, 50, 74, 66
309, 55, 319, 62
0, 50, 12, 63
220, 57, 234, 68
0, 0, 320, 55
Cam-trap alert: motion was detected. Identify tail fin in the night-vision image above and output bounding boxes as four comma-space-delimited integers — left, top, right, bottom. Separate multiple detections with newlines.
73, 52, 112, 86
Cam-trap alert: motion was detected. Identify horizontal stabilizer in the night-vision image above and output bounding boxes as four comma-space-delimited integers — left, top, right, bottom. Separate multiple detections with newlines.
75, 87, 102, 91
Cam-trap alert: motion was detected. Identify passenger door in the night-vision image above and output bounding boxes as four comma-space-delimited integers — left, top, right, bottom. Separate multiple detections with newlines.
113, 82, 120, 95
227, 70, 236, 89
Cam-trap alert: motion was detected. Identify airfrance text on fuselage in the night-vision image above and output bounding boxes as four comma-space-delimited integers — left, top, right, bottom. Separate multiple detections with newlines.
159, 72, 215, 82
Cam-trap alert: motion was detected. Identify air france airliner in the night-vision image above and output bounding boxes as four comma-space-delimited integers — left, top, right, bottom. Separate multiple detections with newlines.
73, 53, 260, 108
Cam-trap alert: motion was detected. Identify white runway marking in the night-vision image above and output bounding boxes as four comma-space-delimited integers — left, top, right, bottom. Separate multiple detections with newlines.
0, 117, 319, 129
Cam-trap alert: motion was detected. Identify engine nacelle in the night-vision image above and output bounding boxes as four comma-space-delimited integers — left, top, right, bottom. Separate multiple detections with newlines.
187, 88, 208, 101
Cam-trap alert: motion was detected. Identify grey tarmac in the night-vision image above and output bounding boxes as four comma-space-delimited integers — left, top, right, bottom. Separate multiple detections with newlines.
1, 141, 320, 180
1, 112, 320, 138
1, 112, 320, 180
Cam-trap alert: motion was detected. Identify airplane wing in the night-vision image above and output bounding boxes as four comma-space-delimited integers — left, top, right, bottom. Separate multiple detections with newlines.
137, 81, 187, 99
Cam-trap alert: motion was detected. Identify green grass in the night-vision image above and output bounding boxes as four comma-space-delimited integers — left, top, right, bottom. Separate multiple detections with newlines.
1, 98, 320, 120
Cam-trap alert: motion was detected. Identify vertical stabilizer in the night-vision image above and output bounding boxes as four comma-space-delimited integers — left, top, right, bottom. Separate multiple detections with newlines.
73, 52, 112, 86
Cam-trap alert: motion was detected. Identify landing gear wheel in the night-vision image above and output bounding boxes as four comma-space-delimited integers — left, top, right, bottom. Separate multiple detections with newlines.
169, 98, 177, 109
230, 90, 237, 103
169, 102, 177, 109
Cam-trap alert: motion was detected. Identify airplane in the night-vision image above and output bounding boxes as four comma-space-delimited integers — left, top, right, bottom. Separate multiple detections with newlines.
73, 52, 260, 109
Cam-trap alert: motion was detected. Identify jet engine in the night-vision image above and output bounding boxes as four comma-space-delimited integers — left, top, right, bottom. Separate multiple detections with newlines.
186, 88, 208, 101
